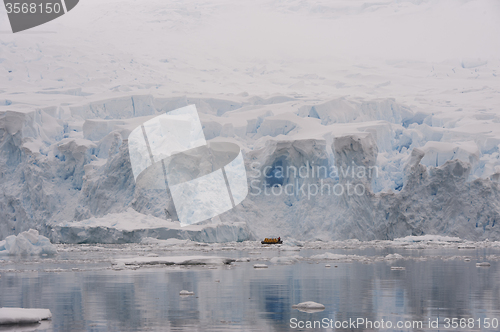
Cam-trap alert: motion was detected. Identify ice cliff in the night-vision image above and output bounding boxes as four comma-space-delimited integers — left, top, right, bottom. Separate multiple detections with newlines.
0, 94, 499, 242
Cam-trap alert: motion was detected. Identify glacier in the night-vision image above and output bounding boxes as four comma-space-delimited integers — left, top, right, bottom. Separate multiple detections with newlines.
0, 93, 499, 243
0, 0, 499, 243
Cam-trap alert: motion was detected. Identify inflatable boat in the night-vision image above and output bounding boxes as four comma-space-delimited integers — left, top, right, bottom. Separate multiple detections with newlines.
261, 238, 282, 244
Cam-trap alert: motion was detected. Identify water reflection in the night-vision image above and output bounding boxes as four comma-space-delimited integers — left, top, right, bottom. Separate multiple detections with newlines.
0, 251, 499, 331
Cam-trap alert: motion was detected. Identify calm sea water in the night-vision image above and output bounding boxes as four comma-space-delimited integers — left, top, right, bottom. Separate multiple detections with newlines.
1, 246, 499, 331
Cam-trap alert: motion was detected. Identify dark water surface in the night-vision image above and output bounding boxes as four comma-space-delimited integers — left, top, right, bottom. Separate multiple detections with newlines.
1, 246, 499, 331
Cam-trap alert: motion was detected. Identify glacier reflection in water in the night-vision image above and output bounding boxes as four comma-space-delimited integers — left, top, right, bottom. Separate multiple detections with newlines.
0, 249, 499, 331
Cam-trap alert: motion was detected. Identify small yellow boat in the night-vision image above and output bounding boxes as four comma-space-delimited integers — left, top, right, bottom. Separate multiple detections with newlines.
261, 237, 282, 244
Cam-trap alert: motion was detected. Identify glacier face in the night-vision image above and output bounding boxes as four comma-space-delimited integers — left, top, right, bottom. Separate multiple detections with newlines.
0, 94, 499, 243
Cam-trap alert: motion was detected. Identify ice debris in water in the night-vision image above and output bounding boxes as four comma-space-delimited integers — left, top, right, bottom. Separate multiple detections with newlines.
385, 253, 404, 260
0, 229, 57, 256
476, 262, 491, 267
235, 257, 251, 262
112, 256, 234, 266
253, 264, 268, 268
179, 290, 194, 296
292, 302, 325, 313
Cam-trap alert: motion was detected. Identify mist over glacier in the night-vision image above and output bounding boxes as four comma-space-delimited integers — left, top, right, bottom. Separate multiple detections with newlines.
0, 0, 499, 242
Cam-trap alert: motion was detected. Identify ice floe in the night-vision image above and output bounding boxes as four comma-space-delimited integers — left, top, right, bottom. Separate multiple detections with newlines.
0, 308, 52, 325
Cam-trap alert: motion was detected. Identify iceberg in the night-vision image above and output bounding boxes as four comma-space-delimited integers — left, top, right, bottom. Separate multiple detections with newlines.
0, 229, 57, 256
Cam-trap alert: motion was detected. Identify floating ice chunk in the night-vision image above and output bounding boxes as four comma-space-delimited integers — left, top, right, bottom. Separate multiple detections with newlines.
292, 302, 325, 313
391, 266, 406, 270
112, 262, 126, 270
0, 230, 57, 256
325, 264, 331, 267
179, 290, 194, 296
253, 264, 268, 268
0, 308, 52, 325
310, 253, 341, 260
476, 262, 491, 267
236, 257, 250, 262
385, 253, 404, 260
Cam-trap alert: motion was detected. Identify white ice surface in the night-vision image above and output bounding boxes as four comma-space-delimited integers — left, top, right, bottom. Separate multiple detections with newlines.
0, 308, 52, 325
